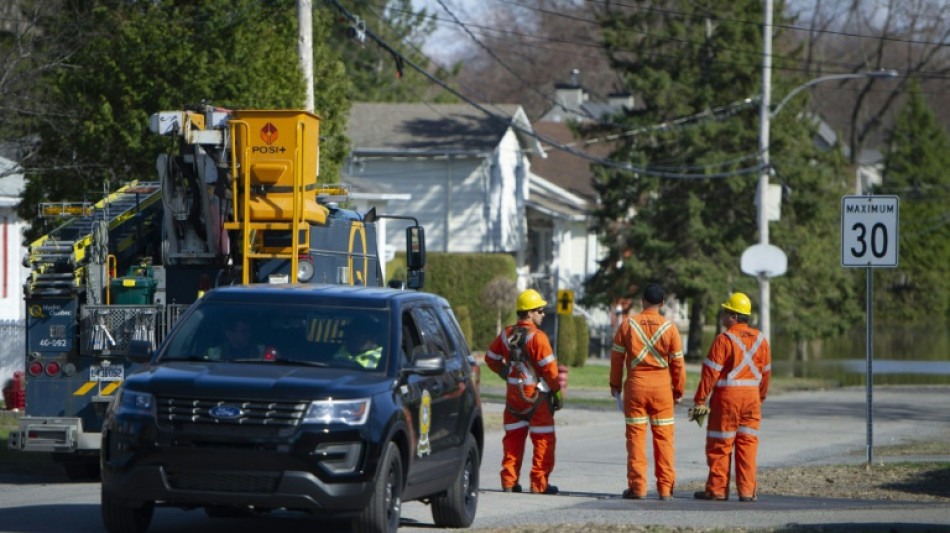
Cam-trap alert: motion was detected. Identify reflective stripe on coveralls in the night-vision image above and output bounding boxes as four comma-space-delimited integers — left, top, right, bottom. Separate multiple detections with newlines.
609, 309, 685, 498
698, 326, 770, 500
486, 321, 560, 493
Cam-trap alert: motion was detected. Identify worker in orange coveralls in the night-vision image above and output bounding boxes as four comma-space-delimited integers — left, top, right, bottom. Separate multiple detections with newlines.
609, 283, 685, 501
485, 289, 563, 495
693, 292, 771, 502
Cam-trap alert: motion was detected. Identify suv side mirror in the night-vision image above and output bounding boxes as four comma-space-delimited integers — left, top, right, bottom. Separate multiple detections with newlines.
126, 340, 153, 364
405, 352, 444, 376
406, 225, 425, 290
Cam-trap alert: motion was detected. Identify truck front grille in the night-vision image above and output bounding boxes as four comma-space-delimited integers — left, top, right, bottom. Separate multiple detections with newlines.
165, 469, 281, 493
155, 396, 308, 428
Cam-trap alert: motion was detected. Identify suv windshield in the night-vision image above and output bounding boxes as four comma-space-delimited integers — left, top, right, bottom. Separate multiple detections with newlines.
159, 302, 391, 372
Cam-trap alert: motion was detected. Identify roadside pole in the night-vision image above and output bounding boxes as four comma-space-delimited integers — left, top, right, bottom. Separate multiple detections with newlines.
841, 194, 899, 468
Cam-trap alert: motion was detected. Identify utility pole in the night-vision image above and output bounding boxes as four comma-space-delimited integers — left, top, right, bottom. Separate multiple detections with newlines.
757, 0, 774, 342
297, 0, 314, 113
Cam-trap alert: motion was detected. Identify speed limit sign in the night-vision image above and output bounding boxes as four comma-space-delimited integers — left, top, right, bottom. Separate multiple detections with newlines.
841, 195, 899, 267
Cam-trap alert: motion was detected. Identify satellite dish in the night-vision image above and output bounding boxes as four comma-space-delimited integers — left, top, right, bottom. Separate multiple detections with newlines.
741, 244, 787, 278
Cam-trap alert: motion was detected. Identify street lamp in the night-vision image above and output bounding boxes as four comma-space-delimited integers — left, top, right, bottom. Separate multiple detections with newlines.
756, 1, 898, 343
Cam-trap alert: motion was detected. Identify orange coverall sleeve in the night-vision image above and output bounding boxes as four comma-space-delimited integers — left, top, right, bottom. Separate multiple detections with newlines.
665, 327, 686, 400
759, 340, 771, 401
484, 329, 509, 378
528, 330, 561, 393
608, 319, 630, 392
693, 333, 728, 404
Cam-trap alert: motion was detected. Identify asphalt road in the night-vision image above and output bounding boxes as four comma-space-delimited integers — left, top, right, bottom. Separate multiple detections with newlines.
398, 384, 950, 531
0, 386, 947, 532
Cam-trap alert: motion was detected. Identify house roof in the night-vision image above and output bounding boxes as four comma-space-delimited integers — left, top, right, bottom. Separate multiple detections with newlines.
530, 122, 614, 205
347, 103, 543, 156
527, 175, 589, 221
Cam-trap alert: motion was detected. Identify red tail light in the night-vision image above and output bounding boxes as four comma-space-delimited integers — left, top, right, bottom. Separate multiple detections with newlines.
45, 361, 61, 376
28, 362, 43, 376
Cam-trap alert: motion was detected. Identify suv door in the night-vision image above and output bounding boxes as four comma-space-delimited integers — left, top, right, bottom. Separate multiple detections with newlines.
399, 307, 448, 486
409, 305, 462, 477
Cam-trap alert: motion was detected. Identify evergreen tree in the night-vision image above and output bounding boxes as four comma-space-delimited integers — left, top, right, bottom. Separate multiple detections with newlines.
586, 0, 859, 358
878, 81, 950, 322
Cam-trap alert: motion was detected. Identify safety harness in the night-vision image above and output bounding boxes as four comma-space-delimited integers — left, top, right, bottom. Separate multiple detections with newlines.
504, 326, 549, 422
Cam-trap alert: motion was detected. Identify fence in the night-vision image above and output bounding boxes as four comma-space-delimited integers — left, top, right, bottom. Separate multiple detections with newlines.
0, 319, 25, 387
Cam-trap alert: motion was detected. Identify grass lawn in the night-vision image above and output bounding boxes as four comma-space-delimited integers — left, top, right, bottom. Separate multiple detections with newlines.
479, 361, 839, 410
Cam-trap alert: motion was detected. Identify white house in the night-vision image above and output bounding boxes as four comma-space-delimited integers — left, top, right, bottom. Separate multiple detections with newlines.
0, 155, 27, 384
344, 102, 579, 294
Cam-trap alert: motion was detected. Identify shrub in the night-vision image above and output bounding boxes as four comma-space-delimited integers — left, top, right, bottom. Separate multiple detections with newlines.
556, 314, 577, 367
453, 305, 473, 348
574, 314, 590, 368
397, 252, 517, 349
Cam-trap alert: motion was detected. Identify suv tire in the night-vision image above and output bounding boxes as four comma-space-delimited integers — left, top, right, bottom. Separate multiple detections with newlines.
101, 487, 154, 533
352, 441, 402, 533
431, 434, 480, 528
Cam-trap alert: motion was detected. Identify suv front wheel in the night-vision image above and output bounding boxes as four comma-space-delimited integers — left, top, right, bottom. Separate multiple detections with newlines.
102, 487, 154, 533
352, 441, 403, 533
431, 433, 479, 527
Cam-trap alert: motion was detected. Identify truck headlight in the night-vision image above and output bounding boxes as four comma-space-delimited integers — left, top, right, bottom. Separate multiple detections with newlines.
114, 389, 154, 417
303, 398, 370, 426
297, 259, 315, 282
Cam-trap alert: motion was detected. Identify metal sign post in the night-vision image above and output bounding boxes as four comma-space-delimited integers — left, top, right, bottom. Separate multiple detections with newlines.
841, 194, 899, 468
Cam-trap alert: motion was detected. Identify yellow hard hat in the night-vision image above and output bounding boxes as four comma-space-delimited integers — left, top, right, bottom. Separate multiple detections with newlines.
721, 292, 752, 315
516, 289, 547, 312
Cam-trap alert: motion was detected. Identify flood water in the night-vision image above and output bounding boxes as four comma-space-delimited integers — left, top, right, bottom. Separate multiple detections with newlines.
769, 324, 950, 386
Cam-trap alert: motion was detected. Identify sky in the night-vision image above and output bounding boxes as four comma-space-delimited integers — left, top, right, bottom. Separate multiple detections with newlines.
410, 0, 486, 59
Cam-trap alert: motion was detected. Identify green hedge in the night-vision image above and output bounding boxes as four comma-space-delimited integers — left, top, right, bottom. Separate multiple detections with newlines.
454, 305, 473, 346
574, 313, 590, 368
556, 314, 577, 367
555, 314, 590, 368
390, 252, 517, 349
386, 253, 592, 362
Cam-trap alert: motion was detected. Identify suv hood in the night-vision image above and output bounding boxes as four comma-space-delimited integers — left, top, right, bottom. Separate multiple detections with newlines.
124, 362, 394, 400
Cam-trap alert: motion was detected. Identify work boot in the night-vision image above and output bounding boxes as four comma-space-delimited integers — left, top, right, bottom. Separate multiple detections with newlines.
532, 485, 558, 495
694, 491, 727, 501
502, 483, 522, 493
622, 488, 644, 500
658, 494, 673, 501
739, 494, 757, 502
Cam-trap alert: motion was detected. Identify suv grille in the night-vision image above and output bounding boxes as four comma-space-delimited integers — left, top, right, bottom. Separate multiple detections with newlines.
155, 396, 308, 428
165, 470, 281, 493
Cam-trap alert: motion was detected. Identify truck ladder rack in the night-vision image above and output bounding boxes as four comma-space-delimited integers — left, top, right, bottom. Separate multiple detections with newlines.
26, 182, 163, 296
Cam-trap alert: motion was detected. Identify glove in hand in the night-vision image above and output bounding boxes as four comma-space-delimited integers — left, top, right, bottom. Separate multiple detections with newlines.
496, 364, 509, 380
688, 405, 710, 427
552, 390, 564, 411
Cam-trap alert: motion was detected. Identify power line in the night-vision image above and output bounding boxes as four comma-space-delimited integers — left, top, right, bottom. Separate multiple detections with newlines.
584, 0, 950, 48
431, 0, 606, 123
327, 0, 762, 180
403, 2, 950, 85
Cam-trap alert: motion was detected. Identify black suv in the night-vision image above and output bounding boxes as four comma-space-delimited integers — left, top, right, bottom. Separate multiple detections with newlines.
100, 284, 483, 533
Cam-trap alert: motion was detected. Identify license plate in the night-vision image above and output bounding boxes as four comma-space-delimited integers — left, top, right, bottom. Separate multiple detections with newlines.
90, 365, 124, 382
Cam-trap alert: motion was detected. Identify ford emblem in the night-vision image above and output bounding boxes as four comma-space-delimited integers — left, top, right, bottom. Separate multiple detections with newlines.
209, 405, 243, 419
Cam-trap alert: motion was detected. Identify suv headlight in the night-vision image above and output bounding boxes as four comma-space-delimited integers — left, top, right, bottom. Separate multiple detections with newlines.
114, 388, 154, 417
304, 398, 371, 426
